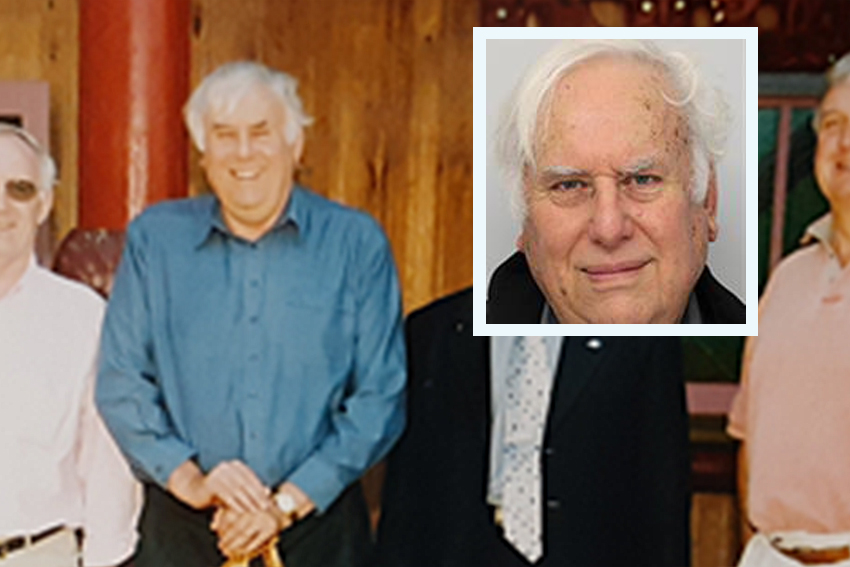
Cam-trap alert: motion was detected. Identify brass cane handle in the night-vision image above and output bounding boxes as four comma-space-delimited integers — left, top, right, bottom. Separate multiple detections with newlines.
221, 537, 283, 567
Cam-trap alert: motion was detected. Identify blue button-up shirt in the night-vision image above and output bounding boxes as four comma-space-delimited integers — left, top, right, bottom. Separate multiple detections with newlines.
96, 186, 406, 512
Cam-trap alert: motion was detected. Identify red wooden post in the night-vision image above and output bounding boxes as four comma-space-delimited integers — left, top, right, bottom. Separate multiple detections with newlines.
78, 0, 191, 229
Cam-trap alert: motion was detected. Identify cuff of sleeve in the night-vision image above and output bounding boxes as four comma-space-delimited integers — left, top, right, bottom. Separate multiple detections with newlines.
144, 438, 198, 488
83, 529, 138, 567
726, 421, 744, 440
287, 456, 347, 513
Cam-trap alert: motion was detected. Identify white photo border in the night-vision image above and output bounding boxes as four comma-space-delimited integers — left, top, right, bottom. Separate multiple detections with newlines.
472, 26, 758, 337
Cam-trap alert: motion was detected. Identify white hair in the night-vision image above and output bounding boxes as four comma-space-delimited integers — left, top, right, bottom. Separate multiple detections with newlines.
184, 61, 314, 152
0, 123, 57, 195
495, 39, 730, 218
812, 51, 850, 133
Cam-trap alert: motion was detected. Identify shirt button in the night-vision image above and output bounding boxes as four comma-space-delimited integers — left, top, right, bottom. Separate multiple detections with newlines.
546, 499, 561, 510
250, 280, 259, 288
544, 447, 555, 456
249, 315, 259, 323
249, 353, 259, 361
250, 432, 257, 440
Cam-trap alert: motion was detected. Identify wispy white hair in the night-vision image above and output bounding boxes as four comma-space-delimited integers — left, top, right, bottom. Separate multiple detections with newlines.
0, 123, 57, 195
813, 51, 850, 132
184, 61, 314, 152
495, 39, 730, 218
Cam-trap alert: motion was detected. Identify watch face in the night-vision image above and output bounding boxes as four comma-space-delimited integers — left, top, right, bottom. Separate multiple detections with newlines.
276, 492, 296, 514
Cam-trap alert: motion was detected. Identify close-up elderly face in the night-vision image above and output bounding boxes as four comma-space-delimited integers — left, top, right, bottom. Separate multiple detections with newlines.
0, 134, 51, 267
815, 78, 850, 207
519, 55, 718, 323
200, 83, 302, 239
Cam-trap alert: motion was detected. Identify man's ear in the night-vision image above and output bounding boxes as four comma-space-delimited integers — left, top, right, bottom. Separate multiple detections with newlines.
293, 133, 304, 163
36, 190, 53, 225
703, 163, 719, 242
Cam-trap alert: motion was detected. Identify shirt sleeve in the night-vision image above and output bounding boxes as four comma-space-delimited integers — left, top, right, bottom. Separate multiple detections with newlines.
727, 291, 769, 440
77, 355, 141, 567
95, 220, 198, 487
288, 219, 407, 512
727, 335, 754, 440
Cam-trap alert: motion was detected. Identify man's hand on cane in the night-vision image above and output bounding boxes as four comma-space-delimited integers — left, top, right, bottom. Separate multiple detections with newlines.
212, 505, 284, 564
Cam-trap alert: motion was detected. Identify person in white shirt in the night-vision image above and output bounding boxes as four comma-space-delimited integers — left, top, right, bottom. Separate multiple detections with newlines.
0, 124, 140, 567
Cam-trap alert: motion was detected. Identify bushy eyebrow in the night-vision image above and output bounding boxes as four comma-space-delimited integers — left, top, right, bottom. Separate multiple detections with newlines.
617, 158, 659, 176
819, 109, 847, 121
536, 166, 588, 184
210, 120, 269, 131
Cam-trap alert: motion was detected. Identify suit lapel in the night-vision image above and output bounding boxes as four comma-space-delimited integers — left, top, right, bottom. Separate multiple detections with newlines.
547, 336, 609, 432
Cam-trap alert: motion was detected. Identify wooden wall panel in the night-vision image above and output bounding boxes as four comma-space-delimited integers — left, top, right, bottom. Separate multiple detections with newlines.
0, 0, 474, 311
190, 0, 474, 313
0, 0, 79, 247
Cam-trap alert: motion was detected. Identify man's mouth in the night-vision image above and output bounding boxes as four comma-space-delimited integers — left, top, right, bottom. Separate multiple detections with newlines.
230, 169, 261, 180
581, 259, 651, 284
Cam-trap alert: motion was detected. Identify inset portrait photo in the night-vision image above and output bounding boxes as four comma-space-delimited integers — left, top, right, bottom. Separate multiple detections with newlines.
472, 28, 757, 336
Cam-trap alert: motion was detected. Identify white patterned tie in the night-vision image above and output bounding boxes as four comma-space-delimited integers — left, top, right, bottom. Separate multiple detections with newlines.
502, 336, 551, 563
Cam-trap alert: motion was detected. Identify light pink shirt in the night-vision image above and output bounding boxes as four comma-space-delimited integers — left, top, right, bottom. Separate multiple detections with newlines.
0, 259, 140, 566
729, 214, 850, 534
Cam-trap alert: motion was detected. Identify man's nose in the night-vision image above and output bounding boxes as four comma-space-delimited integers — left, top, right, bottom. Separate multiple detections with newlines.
840, 123, 850, 149
587, 180, 634, 248
236, 131, 254, 158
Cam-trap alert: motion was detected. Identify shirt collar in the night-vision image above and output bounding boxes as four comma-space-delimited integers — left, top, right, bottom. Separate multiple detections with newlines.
0, 255, 39, 304
193, 185, 304, 247
681, 292, 702, 324
801, 213, 837, 258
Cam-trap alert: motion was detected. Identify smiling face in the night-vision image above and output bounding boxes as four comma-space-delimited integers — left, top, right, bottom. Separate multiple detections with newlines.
0, 135, 51, 276
200, 85, 302, 241
519, 57, 717, 323
815, 81, 850, 211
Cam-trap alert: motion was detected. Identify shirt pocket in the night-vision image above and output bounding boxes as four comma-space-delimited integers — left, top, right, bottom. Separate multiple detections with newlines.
274, 287, 357, 386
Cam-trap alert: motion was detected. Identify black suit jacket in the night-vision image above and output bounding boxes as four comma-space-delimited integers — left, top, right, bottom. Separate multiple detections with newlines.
376, 288, 691, 567
487, 251, 745, 324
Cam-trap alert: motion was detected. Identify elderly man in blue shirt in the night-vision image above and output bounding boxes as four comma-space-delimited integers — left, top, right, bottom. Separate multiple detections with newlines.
96, 61, 406, 567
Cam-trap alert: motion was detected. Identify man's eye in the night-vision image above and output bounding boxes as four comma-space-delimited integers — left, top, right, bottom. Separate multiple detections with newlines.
215, 130, 237, 139
822, 118, 842, 131
5, 179, 38, 201
624, 174, 662, 190
632, 174, 662, 186
551, 179, 588, 191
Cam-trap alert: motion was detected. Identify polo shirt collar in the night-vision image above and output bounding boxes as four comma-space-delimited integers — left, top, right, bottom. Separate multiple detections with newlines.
0, 255, 38, 304
801, 213, 837, 259
193, 185, 304, 247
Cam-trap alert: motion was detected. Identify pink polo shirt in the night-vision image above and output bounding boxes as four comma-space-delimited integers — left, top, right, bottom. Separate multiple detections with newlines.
728, 214, 850, 534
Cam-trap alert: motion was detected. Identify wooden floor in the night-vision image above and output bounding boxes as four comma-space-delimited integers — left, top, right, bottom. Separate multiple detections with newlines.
692, 492, 741, 567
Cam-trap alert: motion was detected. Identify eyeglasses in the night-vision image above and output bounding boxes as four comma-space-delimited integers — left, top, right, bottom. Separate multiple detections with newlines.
3, 179, 39, 203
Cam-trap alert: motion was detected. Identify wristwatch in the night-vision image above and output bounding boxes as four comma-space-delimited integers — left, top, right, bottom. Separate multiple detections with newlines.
274, 490, 299, 523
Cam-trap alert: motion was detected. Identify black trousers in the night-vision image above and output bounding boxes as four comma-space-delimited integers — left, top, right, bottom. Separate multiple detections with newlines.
135, 483, 372, 567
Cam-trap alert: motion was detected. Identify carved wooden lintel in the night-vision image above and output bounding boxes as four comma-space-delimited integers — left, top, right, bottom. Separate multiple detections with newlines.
480, 0, 850, 72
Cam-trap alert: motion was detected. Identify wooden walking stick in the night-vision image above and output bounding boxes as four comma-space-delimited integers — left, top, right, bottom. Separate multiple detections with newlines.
221, 536, 284, 567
